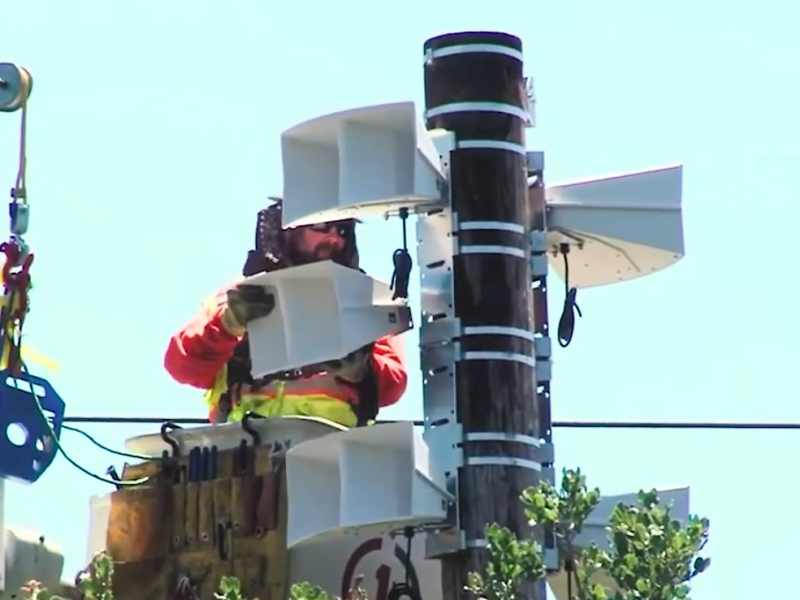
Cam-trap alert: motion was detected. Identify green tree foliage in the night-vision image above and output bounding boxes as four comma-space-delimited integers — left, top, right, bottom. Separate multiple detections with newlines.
466, 469, 710, 600
20, 469, 709, 600
19, 553, 254, 600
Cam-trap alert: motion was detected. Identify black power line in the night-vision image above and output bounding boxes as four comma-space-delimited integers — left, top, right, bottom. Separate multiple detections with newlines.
61, 416, 800, 430
552, 421, 800, 430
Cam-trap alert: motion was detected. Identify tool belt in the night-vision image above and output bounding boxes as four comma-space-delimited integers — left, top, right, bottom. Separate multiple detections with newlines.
103, 441, 289, 600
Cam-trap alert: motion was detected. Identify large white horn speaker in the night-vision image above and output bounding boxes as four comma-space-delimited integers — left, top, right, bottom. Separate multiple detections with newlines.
544, 164, 685, 288
85, 492, 111, 566
2, 527, 65, 596
241, 260, 413, 378
285, 421, 452, 548
281, 101, 446, 227
547, 486, 690, 600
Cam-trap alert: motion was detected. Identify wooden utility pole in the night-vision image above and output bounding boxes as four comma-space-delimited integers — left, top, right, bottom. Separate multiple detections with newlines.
423, 32, 544, 600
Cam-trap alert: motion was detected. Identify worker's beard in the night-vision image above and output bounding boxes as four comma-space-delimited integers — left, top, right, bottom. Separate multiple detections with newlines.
287, 241, 351, 267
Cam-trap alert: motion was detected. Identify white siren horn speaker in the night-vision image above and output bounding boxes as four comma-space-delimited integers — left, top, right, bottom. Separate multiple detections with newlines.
543, 164, 685, 288
281, 101, 447, 227
241, 260, 413, 378
285, 421, 452, 548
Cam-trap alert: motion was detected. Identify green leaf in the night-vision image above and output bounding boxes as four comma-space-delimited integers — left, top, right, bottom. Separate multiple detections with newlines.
289, 582, 334, 600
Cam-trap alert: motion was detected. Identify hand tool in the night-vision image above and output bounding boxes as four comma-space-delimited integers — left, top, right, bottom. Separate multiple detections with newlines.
188, 447, 201, 482
209, 446, 219, 480
201, 447, 210, 481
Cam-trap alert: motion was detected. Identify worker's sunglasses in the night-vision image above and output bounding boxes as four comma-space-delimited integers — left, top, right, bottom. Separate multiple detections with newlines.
307, 222, 347, 237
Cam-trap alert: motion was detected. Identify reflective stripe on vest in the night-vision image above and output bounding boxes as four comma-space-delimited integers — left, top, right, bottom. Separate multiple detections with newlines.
228, 391, 358, 428
239, 372, 359, 403
205, 367, 359, 428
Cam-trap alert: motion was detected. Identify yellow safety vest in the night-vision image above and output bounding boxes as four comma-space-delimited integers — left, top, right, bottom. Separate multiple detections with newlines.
204, 364, 359, 428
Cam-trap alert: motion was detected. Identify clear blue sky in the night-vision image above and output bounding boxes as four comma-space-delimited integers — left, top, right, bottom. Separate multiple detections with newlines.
3, 0, 799, 598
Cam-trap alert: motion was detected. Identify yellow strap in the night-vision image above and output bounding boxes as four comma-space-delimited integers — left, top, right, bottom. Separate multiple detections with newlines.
20, 345, 60, 373
204, 363, 229, 412
0, 337, 59, 373
0, 290, 58, 373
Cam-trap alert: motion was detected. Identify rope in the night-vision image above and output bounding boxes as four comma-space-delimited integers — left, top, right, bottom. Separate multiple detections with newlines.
14, 67, 30, 203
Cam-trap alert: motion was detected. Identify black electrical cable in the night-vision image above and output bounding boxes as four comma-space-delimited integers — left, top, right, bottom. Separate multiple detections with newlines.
62, 424, 156, 461
557, 244, 582, 348
552, 420, 800, 430
565, 557, 574, 600
16, 358, 150, 486
64, 416, 209, 425
387, 582, 421, 600
390, 208, 413, 300
387, 528, 423, 600
386, 583, 422, 600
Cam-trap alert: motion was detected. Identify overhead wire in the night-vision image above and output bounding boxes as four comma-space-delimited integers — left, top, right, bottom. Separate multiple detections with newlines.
40, 412, 800, 489
60, 415, 800, 430
25, 405, 800, 488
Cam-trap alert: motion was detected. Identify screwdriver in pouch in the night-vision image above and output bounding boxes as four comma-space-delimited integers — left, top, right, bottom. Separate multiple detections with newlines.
209, 446, 219, 480
201, 447, 210, 481
188, 447, 201, 483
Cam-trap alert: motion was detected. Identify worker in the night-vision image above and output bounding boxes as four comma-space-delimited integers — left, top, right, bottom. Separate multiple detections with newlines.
163, 198, 408, 427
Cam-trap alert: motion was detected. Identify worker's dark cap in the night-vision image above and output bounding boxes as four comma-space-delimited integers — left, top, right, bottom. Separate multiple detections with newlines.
243, 197, 360, 276
263, 196, 362, 229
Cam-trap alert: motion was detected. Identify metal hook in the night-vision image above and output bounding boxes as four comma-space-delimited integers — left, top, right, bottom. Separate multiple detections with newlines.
160, 421, 183, 457
269, 440, 288, 474
241, 411, 264, 446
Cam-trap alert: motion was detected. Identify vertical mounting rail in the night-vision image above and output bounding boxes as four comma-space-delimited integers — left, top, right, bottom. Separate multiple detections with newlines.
528, 153, 559, 592
421, 32, 544, 600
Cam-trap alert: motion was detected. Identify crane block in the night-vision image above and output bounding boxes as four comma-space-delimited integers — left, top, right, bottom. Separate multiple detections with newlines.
0, 370, 64, 484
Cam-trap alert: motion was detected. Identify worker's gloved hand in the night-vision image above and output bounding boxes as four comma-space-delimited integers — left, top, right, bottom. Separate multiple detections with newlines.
222, 285, 275, 335
322, 345, 372, 382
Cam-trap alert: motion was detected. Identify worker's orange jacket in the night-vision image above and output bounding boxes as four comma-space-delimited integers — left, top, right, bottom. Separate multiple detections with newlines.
164, 289, 408, 427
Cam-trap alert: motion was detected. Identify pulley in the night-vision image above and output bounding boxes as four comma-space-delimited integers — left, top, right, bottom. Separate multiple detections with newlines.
0, 63, 33, 113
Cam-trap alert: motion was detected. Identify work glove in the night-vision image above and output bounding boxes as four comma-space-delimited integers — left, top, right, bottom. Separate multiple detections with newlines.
322, 345, 372, 382
222, 285, 275, 335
